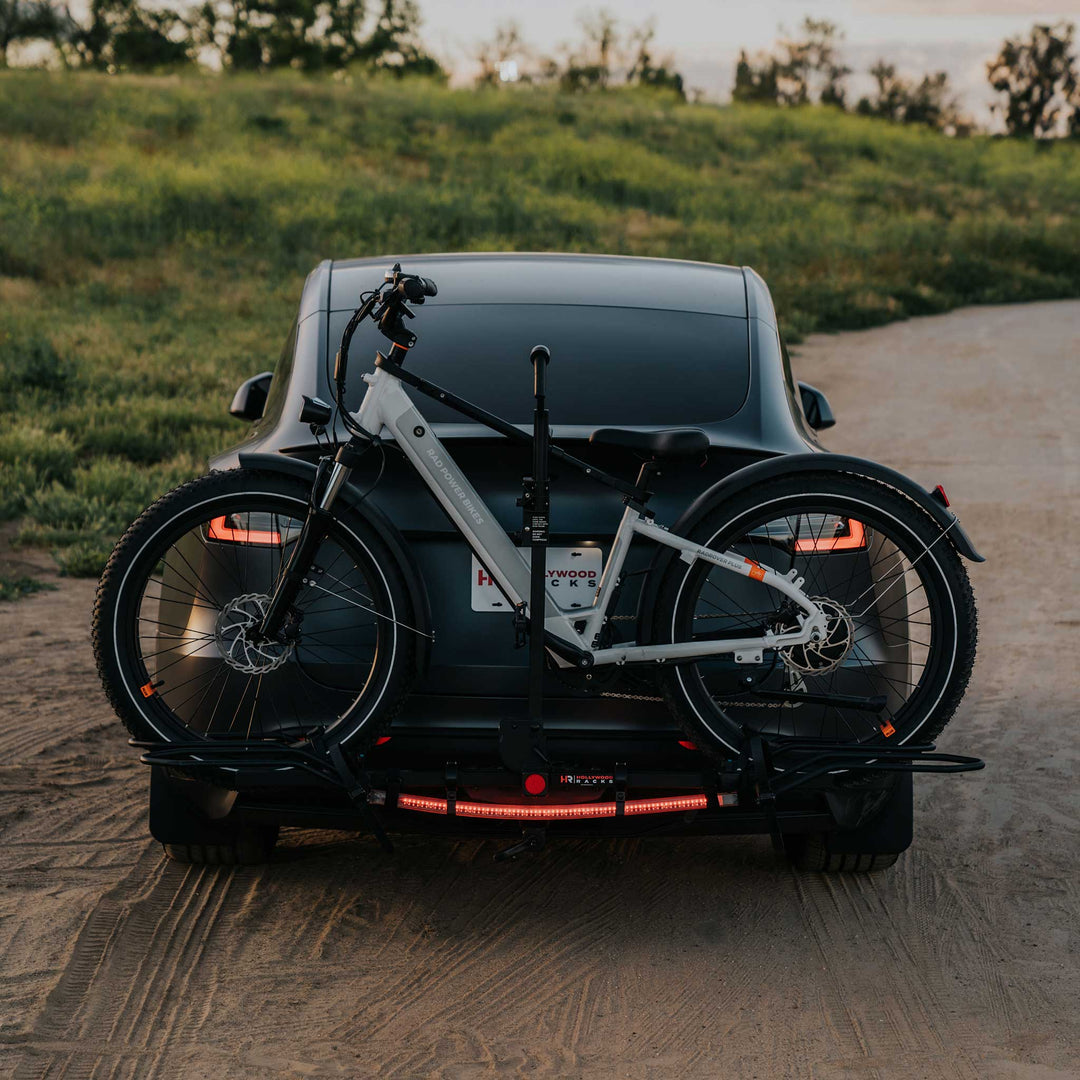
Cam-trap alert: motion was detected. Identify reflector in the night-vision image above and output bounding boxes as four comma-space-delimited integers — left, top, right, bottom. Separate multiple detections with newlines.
524, 773, 547, 796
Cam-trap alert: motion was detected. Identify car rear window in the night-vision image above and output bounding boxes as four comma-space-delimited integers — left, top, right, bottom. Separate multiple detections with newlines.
259, 315, 298, 428
328, 304, 749, 425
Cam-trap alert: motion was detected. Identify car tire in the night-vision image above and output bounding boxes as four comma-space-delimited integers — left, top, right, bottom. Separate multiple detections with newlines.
162, 823, 279, 866
787, 833, 901, 872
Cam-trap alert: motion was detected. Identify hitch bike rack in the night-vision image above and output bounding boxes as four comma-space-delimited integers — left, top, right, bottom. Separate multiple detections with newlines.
133, 343, 984, 861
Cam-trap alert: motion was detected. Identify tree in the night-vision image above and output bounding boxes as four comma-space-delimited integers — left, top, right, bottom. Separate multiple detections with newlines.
474, 20, 523, 87
0, 0, 64, 66
857, 61, 905, 119
732, 49, 779, 103
856, 60, 963, 132
776, 18, 850, 107
359, 0, 441, 76
65, 0, 190, 70
625, 20, 684, 100
731, 18, 849, 107
193, 0, 441, 74
987, 21, 1079, 137
554, 11, 685, 96
560, 7, 616, 92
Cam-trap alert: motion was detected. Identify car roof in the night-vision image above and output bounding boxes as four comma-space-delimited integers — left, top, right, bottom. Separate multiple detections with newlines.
326, 252, 749, 320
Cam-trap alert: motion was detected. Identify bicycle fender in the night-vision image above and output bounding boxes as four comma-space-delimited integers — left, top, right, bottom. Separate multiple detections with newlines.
236, 451, 433, 673
636, 451, 984, 643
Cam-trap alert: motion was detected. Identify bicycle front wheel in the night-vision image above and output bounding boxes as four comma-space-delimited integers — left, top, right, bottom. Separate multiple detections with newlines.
652, 472, 977, 758
93, 469, 418, 748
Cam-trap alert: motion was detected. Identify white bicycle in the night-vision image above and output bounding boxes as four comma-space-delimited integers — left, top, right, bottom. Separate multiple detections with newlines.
94, 265, 979, 761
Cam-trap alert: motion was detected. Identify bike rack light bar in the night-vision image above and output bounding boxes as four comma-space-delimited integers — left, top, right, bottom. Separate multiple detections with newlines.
393, 792, 729, 821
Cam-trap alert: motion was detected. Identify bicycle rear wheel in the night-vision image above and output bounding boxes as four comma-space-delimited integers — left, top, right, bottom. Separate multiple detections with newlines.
93, 469, 418, 748
652, 473, 977, 758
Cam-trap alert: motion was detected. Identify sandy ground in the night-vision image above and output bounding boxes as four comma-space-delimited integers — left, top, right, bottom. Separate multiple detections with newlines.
0, 301, 1077, 1079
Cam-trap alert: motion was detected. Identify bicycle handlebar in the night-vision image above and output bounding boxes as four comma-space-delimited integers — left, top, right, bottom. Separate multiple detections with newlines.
332, 265, 438, 429
393, 275, 438, 303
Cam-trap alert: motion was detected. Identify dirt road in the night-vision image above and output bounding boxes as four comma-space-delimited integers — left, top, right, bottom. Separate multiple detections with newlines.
1, 301, 1077, 1079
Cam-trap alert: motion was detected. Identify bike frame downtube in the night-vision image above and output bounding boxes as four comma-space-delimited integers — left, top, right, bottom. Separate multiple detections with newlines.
351, 366, 825, 667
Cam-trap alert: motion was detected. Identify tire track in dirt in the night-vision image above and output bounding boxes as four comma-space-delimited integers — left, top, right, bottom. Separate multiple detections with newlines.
610, 847, 802, 1065
788, 853, 1047, 1079
333, 838, 794, 1074
9, 848, 243, 1080
0, 738, 146, 1063
323, 842, 626, 1044
0, 579, 112, 767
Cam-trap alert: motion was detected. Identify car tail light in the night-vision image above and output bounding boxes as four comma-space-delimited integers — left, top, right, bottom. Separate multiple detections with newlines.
207, 515, 282, 545
395, 793, 728, 821
794, 516, 867, 553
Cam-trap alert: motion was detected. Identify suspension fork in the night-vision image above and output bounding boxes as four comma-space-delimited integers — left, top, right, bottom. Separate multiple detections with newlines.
257, 438, 369, 640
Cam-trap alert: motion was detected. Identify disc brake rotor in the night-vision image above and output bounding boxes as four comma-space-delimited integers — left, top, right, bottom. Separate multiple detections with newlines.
780, 596, 855, 676
215, 593, 294, 675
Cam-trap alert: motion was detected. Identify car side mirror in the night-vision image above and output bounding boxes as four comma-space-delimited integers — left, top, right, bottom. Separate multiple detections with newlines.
798, 381, 836, 431
229, 371, 274, 421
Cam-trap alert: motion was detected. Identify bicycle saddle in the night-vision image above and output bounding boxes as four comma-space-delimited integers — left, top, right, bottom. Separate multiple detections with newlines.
588, 427, 710, 458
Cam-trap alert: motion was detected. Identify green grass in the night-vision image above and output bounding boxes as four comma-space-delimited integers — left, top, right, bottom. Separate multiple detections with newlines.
1, 70, 1079, 576
0, 573, 57, 602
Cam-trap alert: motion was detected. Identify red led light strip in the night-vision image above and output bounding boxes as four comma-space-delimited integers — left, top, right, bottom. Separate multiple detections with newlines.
207, 515, 281, 545
395, 793, 719, 821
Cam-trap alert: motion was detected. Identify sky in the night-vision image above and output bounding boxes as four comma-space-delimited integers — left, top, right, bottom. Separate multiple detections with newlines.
416, 0, 1080, 117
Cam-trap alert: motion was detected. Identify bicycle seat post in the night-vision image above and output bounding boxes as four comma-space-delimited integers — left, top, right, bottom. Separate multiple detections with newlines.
525, 345, 552, 727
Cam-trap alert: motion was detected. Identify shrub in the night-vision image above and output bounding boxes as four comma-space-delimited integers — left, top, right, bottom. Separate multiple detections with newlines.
0, 574, 56, 601
0, 425, 77, 518
0, 332, 73, 395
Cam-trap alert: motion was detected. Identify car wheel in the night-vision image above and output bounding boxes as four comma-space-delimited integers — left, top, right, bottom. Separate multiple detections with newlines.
787, 833, 901, 872
162, 823, 279, 866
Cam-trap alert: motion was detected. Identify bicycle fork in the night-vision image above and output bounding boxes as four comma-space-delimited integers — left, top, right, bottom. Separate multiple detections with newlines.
256, 441, 366, 642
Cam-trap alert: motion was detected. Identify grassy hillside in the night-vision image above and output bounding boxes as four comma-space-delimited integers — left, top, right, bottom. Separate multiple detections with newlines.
2, 70, 1079, 576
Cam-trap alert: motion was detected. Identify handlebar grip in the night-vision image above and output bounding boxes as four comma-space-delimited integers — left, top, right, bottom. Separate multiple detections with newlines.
399, 276, 438, 302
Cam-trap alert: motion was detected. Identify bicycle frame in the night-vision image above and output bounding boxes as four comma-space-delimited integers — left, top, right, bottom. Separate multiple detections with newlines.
348, 363, 827, 668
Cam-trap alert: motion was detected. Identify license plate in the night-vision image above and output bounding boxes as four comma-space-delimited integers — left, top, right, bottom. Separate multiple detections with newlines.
470, 548, 603, 613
